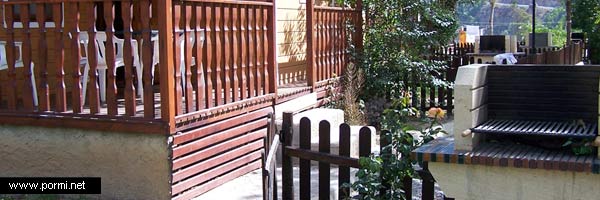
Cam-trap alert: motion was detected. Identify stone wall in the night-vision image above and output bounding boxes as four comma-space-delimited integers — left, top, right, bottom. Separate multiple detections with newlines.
0, 125, 171, 200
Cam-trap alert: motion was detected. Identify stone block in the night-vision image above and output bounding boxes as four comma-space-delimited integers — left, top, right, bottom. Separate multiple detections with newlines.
454, 64, 489, 89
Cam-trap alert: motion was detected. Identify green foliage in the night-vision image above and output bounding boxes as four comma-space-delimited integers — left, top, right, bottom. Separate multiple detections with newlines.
573, 0, 600, 63
353, 0, 458, 101
345, 99, 447, 199
562, 138, 595, 155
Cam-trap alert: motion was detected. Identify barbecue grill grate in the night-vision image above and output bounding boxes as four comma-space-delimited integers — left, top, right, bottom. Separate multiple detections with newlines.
472, 119, 598, 139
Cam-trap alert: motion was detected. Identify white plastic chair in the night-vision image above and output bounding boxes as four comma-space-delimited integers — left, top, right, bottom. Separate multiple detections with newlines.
81, 32, 142, 103
142, 32, 200, 97
0, 41, 37, 106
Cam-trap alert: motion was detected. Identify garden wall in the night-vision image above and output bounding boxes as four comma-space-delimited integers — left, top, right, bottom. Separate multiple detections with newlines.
0, 125, 171, 199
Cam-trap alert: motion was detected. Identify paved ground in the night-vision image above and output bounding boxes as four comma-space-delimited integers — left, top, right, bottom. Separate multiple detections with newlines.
196, 117, 454, 200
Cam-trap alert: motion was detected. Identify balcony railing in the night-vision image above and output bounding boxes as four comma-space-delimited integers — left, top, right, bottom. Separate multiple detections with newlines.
0, 0, 277, 133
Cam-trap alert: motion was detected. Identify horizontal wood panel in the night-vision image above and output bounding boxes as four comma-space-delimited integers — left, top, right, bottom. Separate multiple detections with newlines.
172, 159, 262, 200
172, 120, 267, 158
172, 128, 266, 170
171, 149, 263, 195
172, 139, 263, 182
173, 107, 272, 145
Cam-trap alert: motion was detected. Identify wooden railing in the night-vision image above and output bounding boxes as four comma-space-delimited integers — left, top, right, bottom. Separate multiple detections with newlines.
306, 0, 363, 88
0, 0, 278, 133
170, 0, 277, 131
0, 1, 169, 133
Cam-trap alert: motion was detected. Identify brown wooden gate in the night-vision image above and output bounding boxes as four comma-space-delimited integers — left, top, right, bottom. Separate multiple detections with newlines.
263, 111, 448, 200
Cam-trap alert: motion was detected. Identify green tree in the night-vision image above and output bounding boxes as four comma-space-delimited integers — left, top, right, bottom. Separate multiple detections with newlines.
572, 0, 600, 63
342, 0, 458, 101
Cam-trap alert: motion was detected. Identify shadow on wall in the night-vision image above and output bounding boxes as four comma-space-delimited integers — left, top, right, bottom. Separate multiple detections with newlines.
279, 6, 307, 85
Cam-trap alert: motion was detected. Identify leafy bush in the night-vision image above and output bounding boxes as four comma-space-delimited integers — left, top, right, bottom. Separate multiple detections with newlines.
345, 102, 448, 199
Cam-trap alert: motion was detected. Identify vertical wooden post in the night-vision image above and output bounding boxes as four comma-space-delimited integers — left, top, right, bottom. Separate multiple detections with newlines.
299, 117, 312, 200
355, 0, 364, 58
339, 124, 351, 200
318, 120, 331, 200
306, 0, 316, 90
421, 162, 435, 200
158, 0, 176, 132
268, 1, 278, 96
37, 3, 50, 111
281, 111, 294, 200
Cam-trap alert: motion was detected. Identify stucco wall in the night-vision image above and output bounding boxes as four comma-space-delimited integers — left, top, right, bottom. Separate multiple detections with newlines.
430, 162, 600, 200
0, 125, 171, 200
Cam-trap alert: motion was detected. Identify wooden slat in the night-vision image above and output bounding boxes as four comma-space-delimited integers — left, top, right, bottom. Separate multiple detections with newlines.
359, 127, 371, 157
4, 5, 17, 110
238, 5, 248, 100
19, 5, 34, 111
140, 0, 154, 118
320, 9, 327, 81
253, 6, 262, 96
204, 4, 214, 108
122, 1, 136, 116
68, 2, 83, 113
103, 2, 118, 116
184, 4, 195, 113
0, 113, 167, 134
222, 5, 232, 104
306, 0, 316, 88
299, 117, 311, 200
172, 160, 262, 200
36, 3, 50, 111
281, 112, 294, 200
246, 5, 255, 98
173, 107, 271, 144
172, 127, 266, 170
174, 95, 273, 131
231, 5, 240, 102
214, 4, 223, 105
339, 123, 351, 200
194, 4, 207, 110
171, 149, 263, 195
173, 4, 184, 115
284, 147, 360, 168
84, 2, 100, 114
262, 6, 271, 94
172, 139, 263, 182
319, 120, 331, 200
172, 120, 267, 158
326, 9, 332, 80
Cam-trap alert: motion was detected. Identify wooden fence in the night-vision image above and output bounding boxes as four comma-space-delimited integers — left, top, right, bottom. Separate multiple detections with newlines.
518, 43, 584, 65
406, 43, 474, 113
263, 112, 446, 200
306, 0, 363, 89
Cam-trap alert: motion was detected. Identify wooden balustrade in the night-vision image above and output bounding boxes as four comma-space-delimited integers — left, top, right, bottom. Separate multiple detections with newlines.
307, 2, 362, 87
170, 0, 277, 121
0, 1, 166, 133
0, 0, 278, 133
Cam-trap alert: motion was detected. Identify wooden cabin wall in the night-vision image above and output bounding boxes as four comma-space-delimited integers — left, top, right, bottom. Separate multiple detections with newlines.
277, 0, 307, 85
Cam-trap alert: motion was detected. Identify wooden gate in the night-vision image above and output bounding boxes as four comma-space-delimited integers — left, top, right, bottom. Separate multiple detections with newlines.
263, 111, 448, 200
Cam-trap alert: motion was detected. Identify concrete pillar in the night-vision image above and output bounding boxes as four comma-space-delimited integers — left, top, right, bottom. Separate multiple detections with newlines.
453, 64, 489, 151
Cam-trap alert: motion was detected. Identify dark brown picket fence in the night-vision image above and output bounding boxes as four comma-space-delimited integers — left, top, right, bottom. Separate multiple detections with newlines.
261, 112, 449, 200
407, 43, 474, 113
